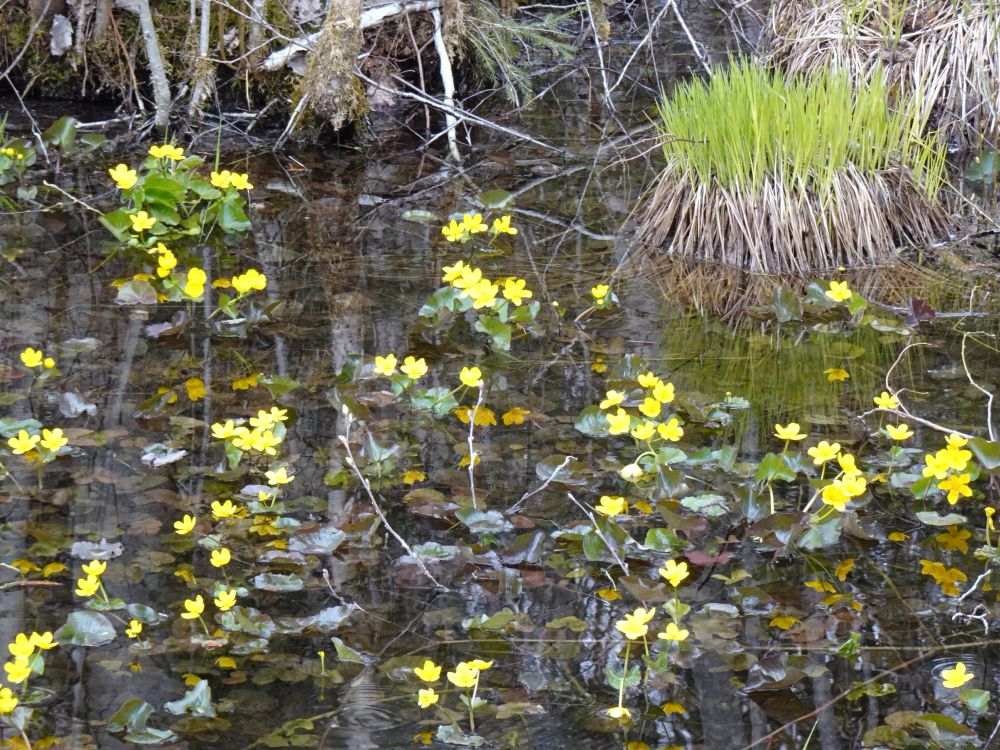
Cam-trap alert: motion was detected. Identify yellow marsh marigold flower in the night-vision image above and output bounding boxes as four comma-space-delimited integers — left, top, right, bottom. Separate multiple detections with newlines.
616, 607, 656, 640
502, 407, 530, 426
885, 424, 914, 441
631, 421, 655, 441
401, 356, 427, 380
417, 688, 439, 708
7, 634, 33, 658
607, 706, 631, 720
591, 284, 610, 300
468, 659, 493, 671
492, 215, 517, 235
28, 632, 56, 651
459, 366, 483, 388
174, 514, 197, 535
447, 662, 480, 688
659, 559, 689, 587
413, 660, 441, 682
453, 266, 483, 290
600, 390, 625, 409
231, 268, 267, 294
109, 163, 138, 190
181, 595, 205, 619
441, 220, 465, 242
82, 560, 106, 577
946, 433, 968, 449
652, 381, 675, 404
125, 619, 143, 638
835, 558, 855, 581
211, 420, 241, 439
149, 143, 184, 160
461, 213, 488, 233
183, 267, 207, 298
606, 408, 630, 435
838, 452, 860, 477
922, 451, 952, 480
943, 446, 972, 472
774, 422, 807, 441
8, 430, 39, 455
210, 548, 231, 568
595, 495, 627, 516
619, 463, 643, 481
0, 687, 18, 714
825, 280, 852, 302
873, 391, 899, 410
214, 589, 238, 611
211, 499, 241, 519
938, 473, 972, 505
184, 377, 206, 401
129, 210, 156, 232
374, 354, 397, 377
502, 277, 532, 305
821, 481, 850, 512
658, 418, 683, 442
40, 428, 68, 452
210, 170, 232, 188
441, 260, 467, 282
75, 574, 100, 598
266, 467, 293, 485
4, 657, 31, 684
229, 172, 253, 190
637, 371, 660, 388
936, 525, 971, 554
941, 662, 974, 689
20, 347, 44, 368
824, 367, 849, 382
657, 622, 689, 641
840, 474, 867, 497
638, 397, 661, 419
402, 469, 425, 484
807, 440, 840, 466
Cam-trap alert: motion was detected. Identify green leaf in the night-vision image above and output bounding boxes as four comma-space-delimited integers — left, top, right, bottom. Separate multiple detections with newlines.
915, 511, 967, 526
643, 527, 682, 552
107, 698, 154, 733
219, 196, 251, 232
331, 636, 367, 664
574, 406, 608, 437
435, 724, 484, 746
253, 573, 304, 592
43, 116, 77, 150
605, 661, 641, 690
480, 189, 513, 209
456, 507, 513, 534
288, 527, 346, 554
772, 286, 802, 322
410, 387, 458, 417
164, 680, 216, 717
959, 688, 990, 712
969, 437, 1000, 471
55, 611, 116, 646
116, 279, 158, 306
474, 316, 512, 350
260, 376, 300, 398
99, 209, 134, 242
755, 452, 795, 482
680, 493, 730, 518
545, 616, 588, 632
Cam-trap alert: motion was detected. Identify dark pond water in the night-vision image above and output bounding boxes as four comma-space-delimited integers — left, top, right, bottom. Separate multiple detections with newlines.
2, 6, 1000, 750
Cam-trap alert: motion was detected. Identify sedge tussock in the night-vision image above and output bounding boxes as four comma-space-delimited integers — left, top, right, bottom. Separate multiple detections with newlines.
638, 60, 953, 273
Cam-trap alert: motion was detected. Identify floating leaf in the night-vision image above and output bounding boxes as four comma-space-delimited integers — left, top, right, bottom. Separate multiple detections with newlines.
915, 511, 967, 526
55, 611, 116, 646
164, 679, 216, 717
253, 573, 304, 592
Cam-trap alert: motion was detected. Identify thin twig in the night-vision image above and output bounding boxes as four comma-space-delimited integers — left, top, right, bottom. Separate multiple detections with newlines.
960, 331, 997, 442
466, 384, 484, 510
567, 492, 629, 575
508, 455, 575, 514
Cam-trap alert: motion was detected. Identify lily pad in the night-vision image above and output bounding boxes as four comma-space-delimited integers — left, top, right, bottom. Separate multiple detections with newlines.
55, 611, 116, 646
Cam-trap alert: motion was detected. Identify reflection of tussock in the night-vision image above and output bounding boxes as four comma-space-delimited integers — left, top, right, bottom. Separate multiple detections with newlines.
763, 0, 1000, 151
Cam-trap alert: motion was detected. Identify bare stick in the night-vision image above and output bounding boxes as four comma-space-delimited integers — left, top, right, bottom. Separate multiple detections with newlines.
609, 0, 673, 94
960, 331, 997, 442
584, 0, 614, 108
567, 492, 629, 575
671, 1, 712, 75
431, 8, 461, 162
339, 409, 446, 589
508, 455, 575, 514
135, 0, 172, 128
466, 385, 484, 509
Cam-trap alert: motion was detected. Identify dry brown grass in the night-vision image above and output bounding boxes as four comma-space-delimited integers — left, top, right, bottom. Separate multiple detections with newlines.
764, 0, 1000, 151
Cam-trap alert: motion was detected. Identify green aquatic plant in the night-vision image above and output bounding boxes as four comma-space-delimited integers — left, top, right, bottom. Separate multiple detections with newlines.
639, 60, 950, 273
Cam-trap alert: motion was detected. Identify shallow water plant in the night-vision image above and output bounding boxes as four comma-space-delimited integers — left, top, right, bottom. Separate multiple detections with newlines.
639, 60, 950, 272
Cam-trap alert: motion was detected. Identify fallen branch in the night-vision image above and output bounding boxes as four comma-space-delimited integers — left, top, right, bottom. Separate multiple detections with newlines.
431, 7, 461, 162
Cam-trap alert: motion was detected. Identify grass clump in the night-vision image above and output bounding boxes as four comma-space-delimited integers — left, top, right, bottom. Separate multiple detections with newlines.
638, 59, 951, 273
764, 0, 1000, 151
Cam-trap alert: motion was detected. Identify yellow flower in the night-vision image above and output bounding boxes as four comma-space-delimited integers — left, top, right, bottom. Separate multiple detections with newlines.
873, 391, 899, 410
9, 429, 42, 454
825, 280, 852, 302
43, 357, 55, 369
211, 420, 240, 439
774, 422, 807, 441
129, 210, 156, 232
638, 397, 661, 418
835, 558, 855, 581
210, 548, 231, 568
941, 662, 974, 689
181, 595, 205, 619
615, 607, 655, 640
174, 514, 197, 535
591, 284, 610, 300
467, 658, 493, 671
769, 615, 800, 630
7, 634, 33, 658
459, 366, 483, 388
821, 482, 850, 512
402, 470, 425, 484
619, 463, 643, 481
40, 428, 68, 452
441, 260, 467, 282
502, 278, 532, 306
417, 688, 440, 708
652, 382, 675, 404
888, 531, 909, 542
183, 267, 207, 298
184, 376, 206, 401
657, 418, 683, 442
607, 706, 631, 720
631, 421, 656, 441
125, 619, 143, 638
922, 451, 952, 480
595, 495, 627, 516
447, 662, 480, 688
502, 407, 530, 426
441, 220, 465, 242
231, 268, 267, 294
838, 452, 861, 477
840, 474, 867, 497
824, 367, 849, 382
606, 408, 631, 435
214, 589, 238, 611
946, 433, 968, 449
210, 170, 232, 188
211, 499, 241, 519
266, 467, 293, 485
0, 687, 19, 714
20, 347, 44, 368
82, 560, 107, 577
453, 266, 483, 290
401, 356, 427, 380
943, 446, 972, 472
28, 632, 56, 651
600, 390, 625, 409
657, 622, 689, 641
464, 279, 499, 309
885, 424, 914, 441
3, 657, 31, 684
637, 372, 660, 388
75, 574, 100, 598
807, 440, 840, 466
230, 172, 253, 190
109, 163, 138, 190
413, 660, 441, 682
936, 525, 971, 554
659, 559, 689, 587
461, 213, 488, 234
492, 215, 517, 235
938, 473, 972, 505
374, 354, 397, 376
661, 702, 686, 715
156, 249, 177, 278
149, 143, 184, 160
